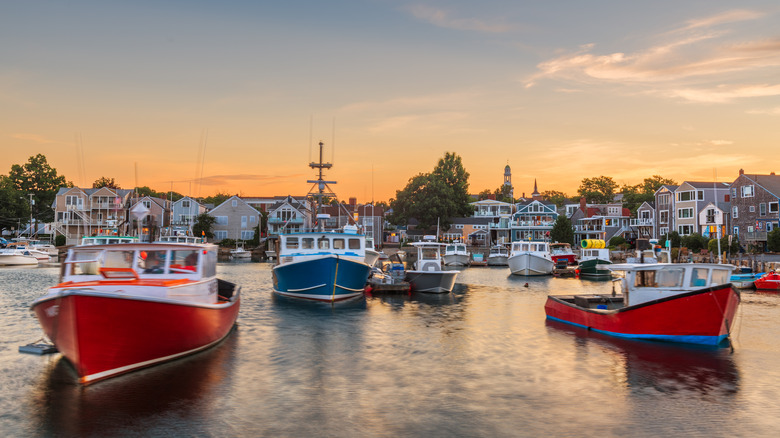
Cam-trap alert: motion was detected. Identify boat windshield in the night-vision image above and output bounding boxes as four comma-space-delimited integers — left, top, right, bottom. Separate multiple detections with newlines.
420, 248, 440, 260
634, 268, 684, 288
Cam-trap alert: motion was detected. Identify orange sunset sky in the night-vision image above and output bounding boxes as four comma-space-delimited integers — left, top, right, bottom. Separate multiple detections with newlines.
3, 1, 780, 203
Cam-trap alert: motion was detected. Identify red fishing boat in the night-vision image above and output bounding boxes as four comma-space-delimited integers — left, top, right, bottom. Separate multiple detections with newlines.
31, 242, 240, 385
545, 263, 739, 346
754, 271, 780, 291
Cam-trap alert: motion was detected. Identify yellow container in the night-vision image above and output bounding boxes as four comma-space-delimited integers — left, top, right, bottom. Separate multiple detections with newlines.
580, 239, 606, 249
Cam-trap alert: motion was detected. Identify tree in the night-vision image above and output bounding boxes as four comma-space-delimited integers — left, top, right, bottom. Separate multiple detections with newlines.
768, 228, 780, 252
389, 152, 473, 229
0, 175, 29, 233
681, 233, 708, 252
201, 191, 233, 207
8, 154, 71, 224
577, 176, 618, 204
93, 176, 120, 189
192, 213, 216, 239
550, 215, 574, 245
660, 231, 681, 248
476, 189, 493, 200
492, 184, 513, 203
430, 152, 472, 217
621, 175, 676, 215
541, 190, 569, 208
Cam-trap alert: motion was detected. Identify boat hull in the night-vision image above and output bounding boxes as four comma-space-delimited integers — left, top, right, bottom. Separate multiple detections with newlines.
487, 255, 508, 266
405, 270, 459, 293
544, 285, 740, 346
551, 254, 577, 266
754, 273, 780, 291
578, 259, 612, 279
31, 291, 240, 384
443, 254, 470, 267
0, 255, 38, 266
272, 255, 371, 301
508, 253, 554, 276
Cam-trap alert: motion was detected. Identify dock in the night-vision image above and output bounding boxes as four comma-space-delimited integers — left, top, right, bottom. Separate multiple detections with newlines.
553, 266, 578, 277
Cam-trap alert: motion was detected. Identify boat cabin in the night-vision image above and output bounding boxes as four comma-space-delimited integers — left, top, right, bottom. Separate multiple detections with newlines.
410, 242, 446, 271
277, 232, 366, 264
61, 243, 217, 283
510, 241, 549, 254
80, 235, 139, 245
610, 263, 733, 307
445, 243, 468, 254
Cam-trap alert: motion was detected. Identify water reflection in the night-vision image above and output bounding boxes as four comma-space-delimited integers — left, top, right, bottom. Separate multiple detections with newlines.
28, 331, 239, 437
546, 319, 740, 396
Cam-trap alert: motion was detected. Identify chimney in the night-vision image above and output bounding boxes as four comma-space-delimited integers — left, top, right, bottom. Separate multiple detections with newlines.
739, 168, 744, 175
580, 197, 587, 213
771, 172, 776, 176
349, 197, 357, 207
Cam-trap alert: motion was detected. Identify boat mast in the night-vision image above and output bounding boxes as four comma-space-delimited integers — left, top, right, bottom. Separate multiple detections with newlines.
307, 141, 336, 232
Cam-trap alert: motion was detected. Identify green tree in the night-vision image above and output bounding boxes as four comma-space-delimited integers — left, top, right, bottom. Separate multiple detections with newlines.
550, 215, 574, 245
201, 191, 233, 207
0, 175, 29, 233
541, 190, 569, 208
660, 231, 681, 248
577, 176, 618, 204
430, 152, 472, 217
492, 184, 514, 203
389, 152, 473, 229
621, 175, 676, 215
477, 189, 493, 200
8, 154, 71, 224
192, 213, 216, 239
93, 176, 120, 189
681, 233, 708, 252
768, 228, 780, 252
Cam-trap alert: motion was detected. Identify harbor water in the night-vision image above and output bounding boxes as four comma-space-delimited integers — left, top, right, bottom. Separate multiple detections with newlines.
2, 262, 780, 437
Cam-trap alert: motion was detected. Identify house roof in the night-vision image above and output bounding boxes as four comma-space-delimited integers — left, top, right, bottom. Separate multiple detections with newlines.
738, 173, 780, 197
683, 181, 730, 189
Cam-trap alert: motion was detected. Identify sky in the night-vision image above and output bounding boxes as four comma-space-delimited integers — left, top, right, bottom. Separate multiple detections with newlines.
2, 0, 780, 203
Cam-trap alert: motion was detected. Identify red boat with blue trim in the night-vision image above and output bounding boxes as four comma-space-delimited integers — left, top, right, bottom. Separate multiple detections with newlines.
544, 262, 739, 346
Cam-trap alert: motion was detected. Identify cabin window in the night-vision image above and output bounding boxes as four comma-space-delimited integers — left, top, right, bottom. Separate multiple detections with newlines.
286, 237, 299, 249
102, 250, 134, 269
68, 250, 101, 276
302, 238, 314, 249
140, 250, 167, 274
712, 269, 729, 285
446, 245, 455, 252
204, 250, 217, 277
634, 268, 684, 288
333, 238, 345, 250
690, 268, 709, 287
421, 248, 438, 260
170, 250, 199, 272
349, 238, 361, 250
318, 238, 330, 249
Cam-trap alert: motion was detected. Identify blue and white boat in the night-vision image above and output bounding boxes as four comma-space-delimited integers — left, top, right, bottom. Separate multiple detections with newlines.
271, 141, 372, 302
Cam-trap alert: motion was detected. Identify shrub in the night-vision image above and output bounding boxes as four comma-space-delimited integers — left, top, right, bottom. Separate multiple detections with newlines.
55, 234, 66, 247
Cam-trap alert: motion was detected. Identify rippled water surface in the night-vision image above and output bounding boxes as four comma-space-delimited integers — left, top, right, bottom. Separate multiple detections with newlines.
2, 263, 780, 437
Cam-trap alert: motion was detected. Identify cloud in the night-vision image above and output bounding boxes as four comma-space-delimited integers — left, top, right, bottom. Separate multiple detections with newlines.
524, 9, 780, 103
195, 173, 304, 187
405, 4, 513, 33
11, 133, 56, 144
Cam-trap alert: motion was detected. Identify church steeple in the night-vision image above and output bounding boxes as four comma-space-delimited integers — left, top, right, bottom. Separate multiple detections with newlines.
531, 178, 541, 201
503, 163, 513, 199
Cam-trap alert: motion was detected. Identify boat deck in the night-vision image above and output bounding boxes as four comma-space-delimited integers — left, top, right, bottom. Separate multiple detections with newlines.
555, 294, 625, 310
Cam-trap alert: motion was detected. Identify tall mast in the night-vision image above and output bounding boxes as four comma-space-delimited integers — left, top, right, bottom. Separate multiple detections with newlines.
307, 141, 336, 232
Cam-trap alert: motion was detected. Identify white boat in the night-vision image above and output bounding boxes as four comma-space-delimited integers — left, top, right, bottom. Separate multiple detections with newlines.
6, 243, 50, 261
404, 241, 459, 293
0, 248, 39, 266
230, 242, 252, 259
443, 242, 470, 267
80, 235, 140, 245
13, 239, 58, 257
487, 244, 509, 266
508, 241, 554, 276
158, 235, 202, 244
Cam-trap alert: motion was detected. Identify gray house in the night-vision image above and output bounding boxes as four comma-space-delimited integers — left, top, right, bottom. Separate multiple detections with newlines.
729, 170, 780, 251
170, 196, 206, 232
208, 196, 261, 242
673, 182, 730, 236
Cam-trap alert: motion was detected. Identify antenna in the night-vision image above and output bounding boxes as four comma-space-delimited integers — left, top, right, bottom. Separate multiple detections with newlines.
331, 117, 335, 163
309, 115, 313, 163
198, 129, 208, 197
134, 162, 139, 191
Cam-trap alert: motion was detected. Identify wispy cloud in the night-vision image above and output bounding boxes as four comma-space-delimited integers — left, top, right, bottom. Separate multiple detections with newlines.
11, 133, 56, 144
195, 173, 304, 187
524, 9, 780, 103
405, 4, 514, 33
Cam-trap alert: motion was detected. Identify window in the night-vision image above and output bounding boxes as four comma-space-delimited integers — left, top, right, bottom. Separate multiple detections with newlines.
142, 200, 151, 209
140, 250, 167, 274
678, 191, 694, 201
214, 230, 228, 240
318, 238, 330, 249
691, 268, 709, 287
241, 216, 248, 228
660, 211, 669, 224
182, 200, 190, 208
732, 206, 738, 219
658, 194, 670, 205
760, 203, 767, 216
285, 237, 299, 249
333, 238, 345, 249
741, 185, 754, 198
232, 199, 238, 207
241, 230, 255, 240
349, 239, 361, 249
302, 238, 314, 249
732, 188, 737, 198
698, 191, 703, 200
770, 202, 779, 213
733, 226, 739, 236
678, 225, 693, 235
748, 226, 754, 233
749, 206, 755, 213
678, 208, 694, 219
250, 216, 257, 223
215, 216, 228, 225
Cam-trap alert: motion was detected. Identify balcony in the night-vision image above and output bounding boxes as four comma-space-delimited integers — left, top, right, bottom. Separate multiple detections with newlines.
512, 220, 555, 228
268, 217, 304, 225
630, 218, 654, 226
745, 232, 768, 241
